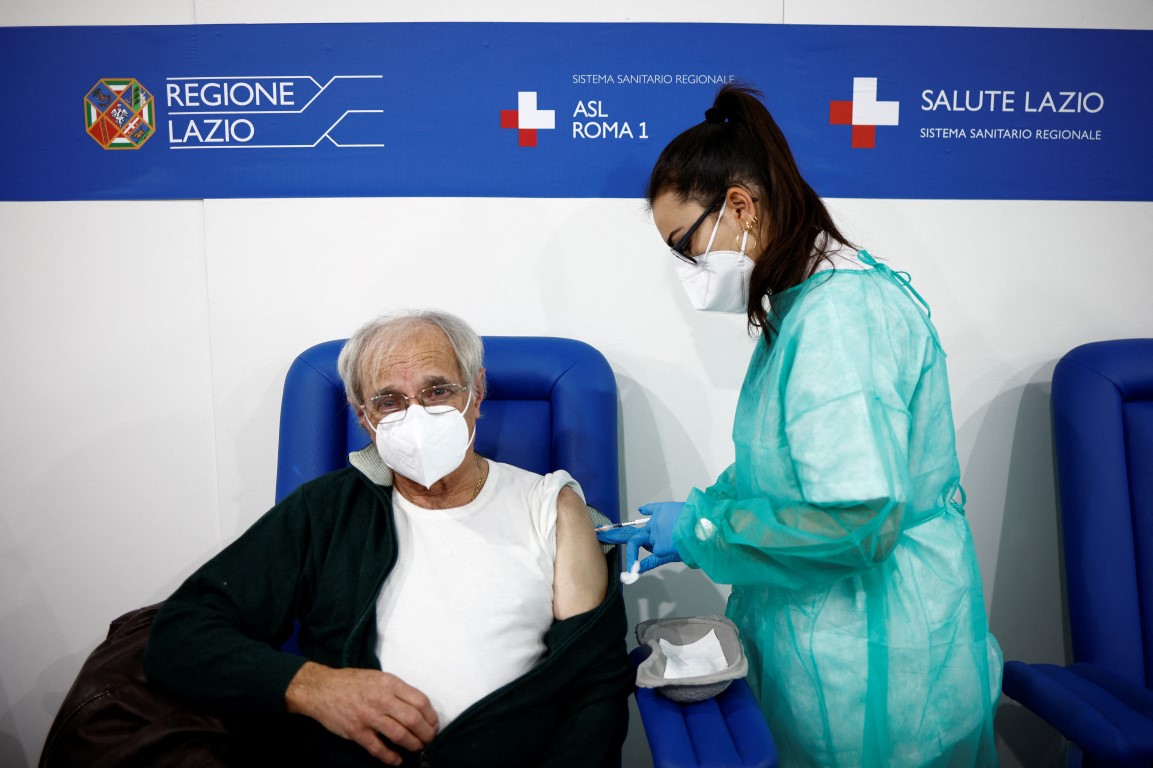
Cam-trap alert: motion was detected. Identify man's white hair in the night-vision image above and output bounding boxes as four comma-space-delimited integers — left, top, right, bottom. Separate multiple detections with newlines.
337, 310, 485, 407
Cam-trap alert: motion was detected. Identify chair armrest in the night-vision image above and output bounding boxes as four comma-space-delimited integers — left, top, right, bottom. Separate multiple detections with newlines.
1002, 660, 1153, 762
630, 647, 777, 768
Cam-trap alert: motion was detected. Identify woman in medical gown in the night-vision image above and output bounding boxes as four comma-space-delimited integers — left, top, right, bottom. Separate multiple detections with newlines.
628, 84, 1002, 766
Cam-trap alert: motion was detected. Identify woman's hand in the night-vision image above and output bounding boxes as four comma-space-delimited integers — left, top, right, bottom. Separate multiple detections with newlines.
618, 501, 685, 580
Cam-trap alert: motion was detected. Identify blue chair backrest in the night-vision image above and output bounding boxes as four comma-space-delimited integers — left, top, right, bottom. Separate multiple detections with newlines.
275, 335, 620, 524
1052, 338, 1153, 688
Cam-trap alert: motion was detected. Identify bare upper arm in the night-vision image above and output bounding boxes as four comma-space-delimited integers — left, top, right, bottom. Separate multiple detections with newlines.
552, 486, 608, 620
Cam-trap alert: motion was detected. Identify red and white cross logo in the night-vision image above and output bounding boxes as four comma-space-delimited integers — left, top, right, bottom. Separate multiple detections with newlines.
500, 91, 556, 147
829, 77, 900, 149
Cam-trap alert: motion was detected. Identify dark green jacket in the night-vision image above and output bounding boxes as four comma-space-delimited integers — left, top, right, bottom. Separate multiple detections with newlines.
144, 449, 632, 767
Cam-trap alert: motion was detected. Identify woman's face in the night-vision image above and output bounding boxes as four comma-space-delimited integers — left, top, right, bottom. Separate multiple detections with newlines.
651, 189, 760, 263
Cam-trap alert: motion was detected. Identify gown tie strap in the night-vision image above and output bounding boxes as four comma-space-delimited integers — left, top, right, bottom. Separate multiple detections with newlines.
857, 249, 942, 350
857, 249, 932, 316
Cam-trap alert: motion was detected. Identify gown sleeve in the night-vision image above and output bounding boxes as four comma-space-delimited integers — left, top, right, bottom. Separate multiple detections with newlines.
674, 275, 934, 590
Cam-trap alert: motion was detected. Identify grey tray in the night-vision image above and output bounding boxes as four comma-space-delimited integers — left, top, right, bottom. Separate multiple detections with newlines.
634, 615, 749, 702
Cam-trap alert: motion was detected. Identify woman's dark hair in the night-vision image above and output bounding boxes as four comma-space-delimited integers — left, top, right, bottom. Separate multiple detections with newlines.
647, 83, 854, 333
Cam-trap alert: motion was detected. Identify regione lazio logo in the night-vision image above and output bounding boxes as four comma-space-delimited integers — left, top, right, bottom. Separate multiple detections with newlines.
500, 91, 555, 147
829, 77, 899, 149
85, 78, 156, 150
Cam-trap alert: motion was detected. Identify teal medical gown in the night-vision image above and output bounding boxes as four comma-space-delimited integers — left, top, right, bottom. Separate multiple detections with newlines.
674, 255, 1001, 767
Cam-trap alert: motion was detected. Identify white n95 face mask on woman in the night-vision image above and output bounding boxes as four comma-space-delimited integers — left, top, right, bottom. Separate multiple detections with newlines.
675, 200, 753, 314
372, 392, 475, 488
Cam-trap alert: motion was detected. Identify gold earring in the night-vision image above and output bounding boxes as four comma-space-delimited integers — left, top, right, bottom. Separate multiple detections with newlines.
737, 219, 758, 255
738, 216, 758, 251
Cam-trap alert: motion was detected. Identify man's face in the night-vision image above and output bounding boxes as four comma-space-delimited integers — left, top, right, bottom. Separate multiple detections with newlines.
357, 325, 480, 434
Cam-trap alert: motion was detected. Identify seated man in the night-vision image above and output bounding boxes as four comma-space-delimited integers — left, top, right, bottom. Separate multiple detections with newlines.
144, 310, 632, 767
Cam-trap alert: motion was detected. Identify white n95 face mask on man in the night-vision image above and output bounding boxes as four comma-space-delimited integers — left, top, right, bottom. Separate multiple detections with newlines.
675, 200, 753, 314
372, 392, 475, 488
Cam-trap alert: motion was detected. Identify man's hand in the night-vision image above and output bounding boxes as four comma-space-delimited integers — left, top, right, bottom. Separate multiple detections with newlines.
286, 661, 439, 765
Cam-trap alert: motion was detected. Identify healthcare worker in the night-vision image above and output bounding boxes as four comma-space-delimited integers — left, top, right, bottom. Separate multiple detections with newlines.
617, 84, 1002, 766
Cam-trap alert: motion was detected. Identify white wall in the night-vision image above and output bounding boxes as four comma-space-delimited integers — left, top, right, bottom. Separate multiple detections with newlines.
3, 3, 1152, 767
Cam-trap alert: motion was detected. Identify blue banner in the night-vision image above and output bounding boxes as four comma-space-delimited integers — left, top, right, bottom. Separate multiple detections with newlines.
1, 23, 1149, 201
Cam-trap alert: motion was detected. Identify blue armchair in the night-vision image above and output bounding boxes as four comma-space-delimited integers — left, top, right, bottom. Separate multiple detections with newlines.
1001, 339, 1153, 766
275, 335, 619, 518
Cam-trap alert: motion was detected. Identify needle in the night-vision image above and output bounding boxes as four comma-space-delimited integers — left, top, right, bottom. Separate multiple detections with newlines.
594, 517, 650, 532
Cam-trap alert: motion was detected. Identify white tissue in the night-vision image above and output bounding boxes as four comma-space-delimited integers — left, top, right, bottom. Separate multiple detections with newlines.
658, 629, 728, 680
620, 562, 640, 585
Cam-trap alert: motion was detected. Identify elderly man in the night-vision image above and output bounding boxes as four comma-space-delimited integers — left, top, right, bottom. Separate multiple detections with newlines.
143, 310, 632, 767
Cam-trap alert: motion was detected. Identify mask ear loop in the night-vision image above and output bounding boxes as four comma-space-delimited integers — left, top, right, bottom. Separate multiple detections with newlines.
462, 389, 478, 450
700, 199, 727, 258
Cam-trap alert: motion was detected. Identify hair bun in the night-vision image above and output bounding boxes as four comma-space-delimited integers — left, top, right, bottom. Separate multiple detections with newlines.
704, 107, 728, 124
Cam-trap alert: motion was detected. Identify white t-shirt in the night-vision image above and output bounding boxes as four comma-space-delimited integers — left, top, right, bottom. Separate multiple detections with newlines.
374, 461, 581, 727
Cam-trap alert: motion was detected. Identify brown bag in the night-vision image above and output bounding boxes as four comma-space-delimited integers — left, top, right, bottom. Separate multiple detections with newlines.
38, 603, 240, 768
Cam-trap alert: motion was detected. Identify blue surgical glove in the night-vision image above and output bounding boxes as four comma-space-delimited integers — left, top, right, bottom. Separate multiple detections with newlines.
624, 501, 685, 577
